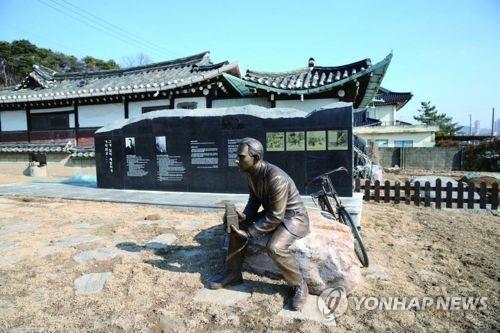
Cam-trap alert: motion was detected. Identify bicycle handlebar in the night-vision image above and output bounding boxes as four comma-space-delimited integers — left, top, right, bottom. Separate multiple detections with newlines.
322, 167, 348, 176
304, 166, 349, 190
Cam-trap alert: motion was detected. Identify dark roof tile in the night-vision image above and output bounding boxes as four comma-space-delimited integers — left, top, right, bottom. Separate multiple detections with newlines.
244, 58, 371, 91
374, 87, 413, 110
0, 52, 240, 104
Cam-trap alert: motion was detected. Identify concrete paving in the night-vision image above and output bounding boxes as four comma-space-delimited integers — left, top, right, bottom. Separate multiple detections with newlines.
74, 272, 111, 294
144, 233, 178, 250
192, 285, 252, 306
73, 247, 130, 263
0, 181, 364, 225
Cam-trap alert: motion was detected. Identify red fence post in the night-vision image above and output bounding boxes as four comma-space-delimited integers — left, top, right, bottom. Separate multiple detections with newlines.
435, 178, 442, 209
374, 180, 380, 202
424, 181, 431, 207
395, 181, 401, 204
405, 181, 411, 205
468, 182, 475, 209
364, 180, 371, 201
414, 181, 421, 206
492, 183, 499, 210
479, 182, 486, 209
384, 180, 390, 203
457, 182, 464, 208
446, 182, 452, 208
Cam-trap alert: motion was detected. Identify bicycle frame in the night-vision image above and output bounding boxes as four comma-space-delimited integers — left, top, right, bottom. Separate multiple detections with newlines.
307, 167, 370, 267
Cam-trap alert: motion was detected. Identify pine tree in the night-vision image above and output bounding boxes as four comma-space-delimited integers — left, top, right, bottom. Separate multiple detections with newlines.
0, 40, 119, 86
414, 101, 462, 136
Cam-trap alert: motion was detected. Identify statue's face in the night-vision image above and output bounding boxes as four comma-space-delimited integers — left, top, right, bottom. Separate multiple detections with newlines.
236, 144, 255, 172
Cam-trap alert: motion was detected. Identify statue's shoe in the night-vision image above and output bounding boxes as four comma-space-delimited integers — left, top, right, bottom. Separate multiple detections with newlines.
290, 280, 309, 311
209, 272, 243, 289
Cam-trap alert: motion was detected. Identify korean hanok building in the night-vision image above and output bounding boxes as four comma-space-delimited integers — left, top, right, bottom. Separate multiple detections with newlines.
0, 51, 392, 176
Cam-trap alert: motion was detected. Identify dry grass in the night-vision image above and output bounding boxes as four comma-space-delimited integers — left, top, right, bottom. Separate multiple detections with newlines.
0, 177, 498, 332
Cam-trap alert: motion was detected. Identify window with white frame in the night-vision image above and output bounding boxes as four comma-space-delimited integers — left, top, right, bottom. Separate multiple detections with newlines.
394, 140, 413, 148
375, 139, 388, 147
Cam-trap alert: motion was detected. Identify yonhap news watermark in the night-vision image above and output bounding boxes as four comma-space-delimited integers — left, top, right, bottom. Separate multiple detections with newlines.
318, 286, 488, 322
350, 295, 488, 311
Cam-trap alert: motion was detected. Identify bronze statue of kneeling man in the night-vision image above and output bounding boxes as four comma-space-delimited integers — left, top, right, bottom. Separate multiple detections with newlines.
210, 137, 310, 311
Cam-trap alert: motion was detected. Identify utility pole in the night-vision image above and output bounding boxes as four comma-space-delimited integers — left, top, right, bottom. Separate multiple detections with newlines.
492, 108, 495, 137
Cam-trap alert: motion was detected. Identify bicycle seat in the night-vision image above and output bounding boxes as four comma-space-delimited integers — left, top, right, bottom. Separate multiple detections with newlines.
312, 175, 328, 187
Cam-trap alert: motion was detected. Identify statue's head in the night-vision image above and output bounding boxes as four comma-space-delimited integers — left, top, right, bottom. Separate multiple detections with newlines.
236, 137, 264, 172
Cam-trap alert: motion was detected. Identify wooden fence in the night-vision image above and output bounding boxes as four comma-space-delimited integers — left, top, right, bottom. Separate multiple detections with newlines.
354, 178, 499, 210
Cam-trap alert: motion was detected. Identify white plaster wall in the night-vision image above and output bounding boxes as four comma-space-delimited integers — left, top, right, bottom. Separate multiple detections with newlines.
0, 110, 27, 131
128, 99, 170, 119
78, 103, 124, 127
275, 98, 339, 112
355, 132, 435, 147
212, 97, 271, 108
371, 105, 395, 123
174, 97, 206, 109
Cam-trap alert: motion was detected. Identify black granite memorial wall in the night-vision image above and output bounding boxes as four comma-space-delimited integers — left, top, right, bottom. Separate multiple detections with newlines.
95, 105, 353, 196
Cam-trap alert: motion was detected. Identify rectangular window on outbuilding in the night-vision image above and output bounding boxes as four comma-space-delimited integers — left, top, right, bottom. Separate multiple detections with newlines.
31, 113, 69, 130
30, 153, 47, 166
394, 140, 413, 148
176, 101, 198, 109
375, 139, 388, 147
142, 105, 170, 114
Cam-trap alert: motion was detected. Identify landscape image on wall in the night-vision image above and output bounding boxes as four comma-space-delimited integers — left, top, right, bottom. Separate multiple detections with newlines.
328, 130, 348, 150
306, 131, 326, 151
124, 137, 135, 155
286, 131, 305, 151
155, 136, 167, 154
266, 132, 285, 151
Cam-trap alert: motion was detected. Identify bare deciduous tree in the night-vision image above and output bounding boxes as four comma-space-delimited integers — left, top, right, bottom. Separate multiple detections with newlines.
120, 53, 153, 68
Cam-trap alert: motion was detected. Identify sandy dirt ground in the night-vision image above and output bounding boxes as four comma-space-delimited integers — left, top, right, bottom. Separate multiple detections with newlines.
0, 179, 498, 332
0, 174, 67, 186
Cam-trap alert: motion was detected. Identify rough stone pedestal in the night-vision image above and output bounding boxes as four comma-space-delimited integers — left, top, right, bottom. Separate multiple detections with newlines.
243, 207, 361, 295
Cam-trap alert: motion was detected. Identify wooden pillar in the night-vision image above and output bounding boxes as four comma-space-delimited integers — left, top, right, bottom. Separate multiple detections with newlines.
74, 102, 79, 146
206, 95, 212, 108
124, 96, 129, 119
25, 105, 31, 143
270, 93, 276, 108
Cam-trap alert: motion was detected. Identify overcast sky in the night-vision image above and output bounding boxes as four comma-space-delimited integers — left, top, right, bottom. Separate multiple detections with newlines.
1, 0, 499, 128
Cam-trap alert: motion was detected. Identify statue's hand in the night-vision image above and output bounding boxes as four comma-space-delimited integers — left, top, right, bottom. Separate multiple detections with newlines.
236, 211, 246, 223
230, 224, 249, 240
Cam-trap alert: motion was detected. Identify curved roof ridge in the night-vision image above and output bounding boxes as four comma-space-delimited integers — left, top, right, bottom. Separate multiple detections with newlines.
246, 67, 307, 77
53, 51, 211, 79
313, 58, 371, 71
197, 60, 230, 71
245, 58, 371, 78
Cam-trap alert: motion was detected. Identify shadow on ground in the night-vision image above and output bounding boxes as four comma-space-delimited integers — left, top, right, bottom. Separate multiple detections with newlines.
116, 225, 288, 299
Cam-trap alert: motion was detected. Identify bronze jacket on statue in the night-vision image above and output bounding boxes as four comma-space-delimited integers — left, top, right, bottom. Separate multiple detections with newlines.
244, 161, 310, 238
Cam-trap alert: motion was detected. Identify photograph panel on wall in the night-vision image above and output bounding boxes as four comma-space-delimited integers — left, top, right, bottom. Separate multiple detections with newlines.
328, 130, 348, 150
124, 137, 136, 155
155, 136, 167, 154
286, 131, 305, 151
266, 132, 285, 151
306, 131, 326, 151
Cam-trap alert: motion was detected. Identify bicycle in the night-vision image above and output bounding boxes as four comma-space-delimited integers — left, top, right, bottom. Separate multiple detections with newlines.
306, 167, 369, 267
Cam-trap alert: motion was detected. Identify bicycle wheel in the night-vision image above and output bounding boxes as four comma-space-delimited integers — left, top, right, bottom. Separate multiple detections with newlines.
338, 206, 369, 267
